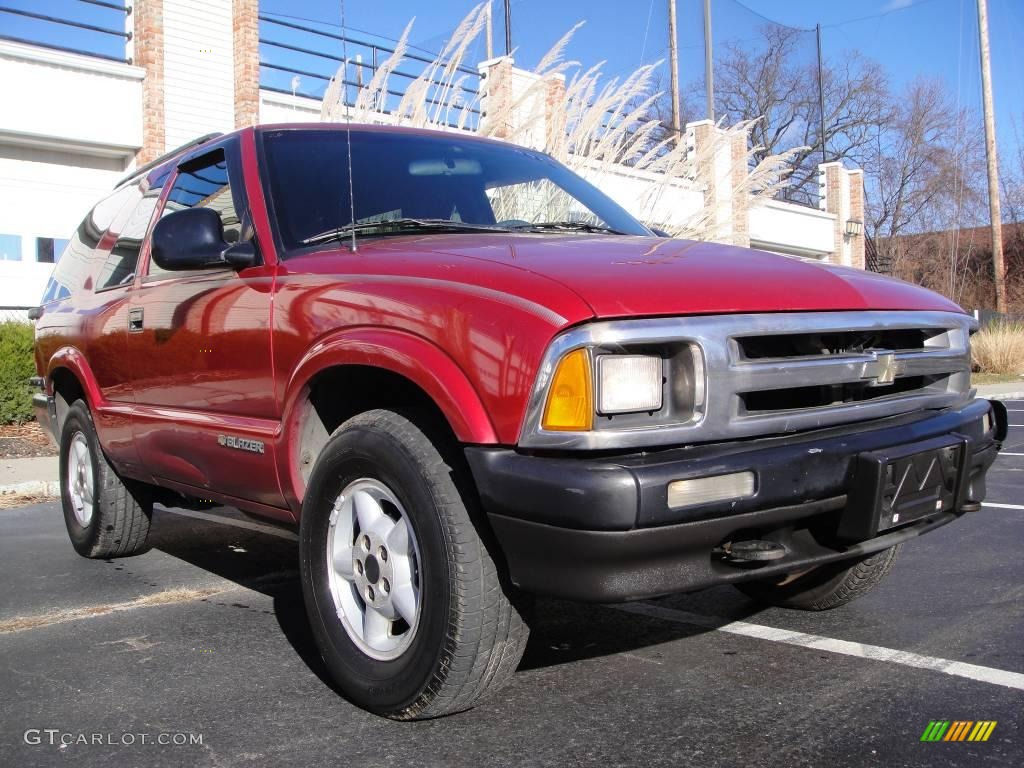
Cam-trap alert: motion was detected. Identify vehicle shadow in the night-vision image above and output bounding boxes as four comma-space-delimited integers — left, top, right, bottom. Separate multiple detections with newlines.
148, 507, 766, 690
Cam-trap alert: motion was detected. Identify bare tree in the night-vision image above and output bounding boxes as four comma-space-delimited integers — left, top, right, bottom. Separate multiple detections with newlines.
866, 78, 987, 300
674, 25, 893, 203
1001, 115, 1024, 225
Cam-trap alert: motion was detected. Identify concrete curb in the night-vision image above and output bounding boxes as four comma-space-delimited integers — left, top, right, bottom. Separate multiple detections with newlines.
974, 389, 1024, 401
0, 480, 59, 499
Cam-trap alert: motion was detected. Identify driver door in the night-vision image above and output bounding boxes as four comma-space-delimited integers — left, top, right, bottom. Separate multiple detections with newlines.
125, 139, 284, 511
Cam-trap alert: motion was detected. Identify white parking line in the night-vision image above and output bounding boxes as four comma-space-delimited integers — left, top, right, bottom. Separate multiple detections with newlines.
982, 502, 1024, 510
614, 602, 1024, 691
999, 452, 1024, 457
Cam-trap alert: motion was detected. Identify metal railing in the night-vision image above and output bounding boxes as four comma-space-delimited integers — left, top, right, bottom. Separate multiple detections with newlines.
0, 1, 132, 64
865, 234, 893, 274
258, 14, 482, 129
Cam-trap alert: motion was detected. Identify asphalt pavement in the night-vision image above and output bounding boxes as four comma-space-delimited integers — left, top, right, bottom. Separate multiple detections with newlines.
2, 408, 1023, 767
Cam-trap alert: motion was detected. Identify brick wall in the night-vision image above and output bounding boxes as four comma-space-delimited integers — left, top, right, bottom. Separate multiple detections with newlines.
544, 76, 567, 151
133, 0, 165, 164
690, 121, 716, 227
819, 162, 866, 268
820, 162, 845, 265
233, 0, 260, 128
479, 57, 514, 139
848, 169, 865, 269
730, 131, 749, 247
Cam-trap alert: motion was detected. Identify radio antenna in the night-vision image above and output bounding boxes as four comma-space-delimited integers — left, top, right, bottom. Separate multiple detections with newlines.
340, 0, 358, 253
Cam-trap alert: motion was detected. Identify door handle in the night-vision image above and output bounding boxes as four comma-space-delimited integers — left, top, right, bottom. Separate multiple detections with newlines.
128, 307, 144, 333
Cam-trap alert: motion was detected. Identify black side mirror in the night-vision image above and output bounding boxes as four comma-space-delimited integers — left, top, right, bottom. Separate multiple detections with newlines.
222, 240, 258, 269
150, 208, 256, 271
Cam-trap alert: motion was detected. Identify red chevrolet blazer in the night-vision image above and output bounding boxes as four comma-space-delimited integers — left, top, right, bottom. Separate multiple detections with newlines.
31, 124, 1006, 719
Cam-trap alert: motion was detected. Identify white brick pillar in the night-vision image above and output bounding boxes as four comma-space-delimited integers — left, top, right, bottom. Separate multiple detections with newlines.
478, 56, 515, 139
478, 56, 563, 151
686, 119, 750, 245
818, 162, 865, 268
847, 169, 865, 269
729, 130, 750, 247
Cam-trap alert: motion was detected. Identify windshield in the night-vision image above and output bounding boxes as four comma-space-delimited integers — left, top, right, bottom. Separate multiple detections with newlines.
259, 128, 651, 252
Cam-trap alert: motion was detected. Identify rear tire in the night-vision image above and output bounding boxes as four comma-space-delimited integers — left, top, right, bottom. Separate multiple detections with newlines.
734, 545, 901, 611
299, 408, 529, 719
59, 400, 152, 558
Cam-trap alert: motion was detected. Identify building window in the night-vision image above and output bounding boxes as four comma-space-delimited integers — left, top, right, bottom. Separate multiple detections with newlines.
36, 237, 70, 264
0, 234, 21, 261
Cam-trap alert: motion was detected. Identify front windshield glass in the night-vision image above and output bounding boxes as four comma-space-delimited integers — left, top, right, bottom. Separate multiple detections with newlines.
260, 128, 651, 252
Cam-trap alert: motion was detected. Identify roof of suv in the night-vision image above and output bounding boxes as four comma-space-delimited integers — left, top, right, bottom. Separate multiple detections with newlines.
116, 123, 525, 190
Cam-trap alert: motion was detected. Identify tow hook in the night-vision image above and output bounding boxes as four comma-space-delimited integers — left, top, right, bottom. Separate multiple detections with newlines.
723, 539, 787, 563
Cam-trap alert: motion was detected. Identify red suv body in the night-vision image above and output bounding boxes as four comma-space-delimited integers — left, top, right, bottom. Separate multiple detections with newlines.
32, 125, 1006, 719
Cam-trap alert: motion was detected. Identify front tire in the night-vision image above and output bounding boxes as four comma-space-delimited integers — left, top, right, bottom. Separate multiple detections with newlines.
299, 409, 529, 719
734, 545, 902, 610
59, 400, 152, 558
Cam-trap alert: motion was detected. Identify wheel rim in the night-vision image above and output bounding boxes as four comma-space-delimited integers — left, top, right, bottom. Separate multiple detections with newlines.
325, 478, 422, 660
67, 431, 94, 527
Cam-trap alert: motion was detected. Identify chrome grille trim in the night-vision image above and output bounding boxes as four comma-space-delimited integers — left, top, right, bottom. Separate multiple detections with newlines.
518, 311, 975, 450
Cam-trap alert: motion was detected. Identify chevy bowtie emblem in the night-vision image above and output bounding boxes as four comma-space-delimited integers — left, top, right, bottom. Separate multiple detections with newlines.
863, 350, 898, 387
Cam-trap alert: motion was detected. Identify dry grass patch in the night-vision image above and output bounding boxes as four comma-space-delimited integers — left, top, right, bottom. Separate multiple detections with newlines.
972, 322, 1024, 375
0, 586, 225, 634
0, 492, 54, 510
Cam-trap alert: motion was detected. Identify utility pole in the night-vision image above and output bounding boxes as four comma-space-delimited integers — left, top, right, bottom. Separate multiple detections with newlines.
504, 0, 512, 56
485, 1, 493, 59
703, 0, 714, 121
816, 23, 827, 164
977, 0, 1007, 312
668, 0, 681, 134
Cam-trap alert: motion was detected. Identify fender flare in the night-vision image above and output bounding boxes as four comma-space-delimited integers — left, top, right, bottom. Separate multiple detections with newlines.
46, 346, 103, 409
281, 326, 498, 444
279, 327, 498, 511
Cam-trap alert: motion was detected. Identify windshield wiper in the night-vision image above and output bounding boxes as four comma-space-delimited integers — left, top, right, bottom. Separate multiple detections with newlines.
508, 221, 629, 235
300, 218, 511, 245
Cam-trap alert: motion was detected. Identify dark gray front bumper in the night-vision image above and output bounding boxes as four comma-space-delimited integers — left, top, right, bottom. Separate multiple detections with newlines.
467, 399, 1005, 601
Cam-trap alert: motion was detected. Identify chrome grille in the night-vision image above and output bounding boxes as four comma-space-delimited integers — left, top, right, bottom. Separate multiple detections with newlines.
519, 311, 975, 450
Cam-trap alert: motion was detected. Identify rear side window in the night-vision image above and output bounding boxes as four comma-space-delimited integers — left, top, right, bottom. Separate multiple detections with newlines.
147, 149, 241, 280
41, 184, 137, 303
96, 184, 165, 290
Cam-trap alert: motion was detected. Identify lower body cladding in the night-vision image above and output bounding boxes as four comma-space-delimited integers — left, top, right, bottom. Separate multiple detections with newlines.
466, 398, 1007, 602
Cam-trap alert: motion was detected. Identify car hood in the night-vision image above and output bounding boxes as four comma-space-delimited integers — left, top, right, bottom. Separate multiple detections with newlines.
373, 234, 965, 319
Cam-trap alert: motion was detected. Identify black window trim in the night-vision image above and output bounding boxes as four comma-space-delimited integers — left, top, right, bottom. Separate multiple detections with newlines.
139, 135, 256, 284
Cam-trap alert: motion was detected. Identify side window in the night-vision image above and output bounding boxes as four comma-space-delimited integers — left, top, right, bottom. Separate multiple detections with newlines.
148, 149, 240, 280
42, 183, 137, 303
94, 168, 171, 291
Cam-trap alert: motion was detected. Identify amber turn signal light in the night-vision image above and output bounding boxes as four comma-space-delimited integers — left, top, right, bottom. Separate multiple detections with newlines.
541, 348, 593, 431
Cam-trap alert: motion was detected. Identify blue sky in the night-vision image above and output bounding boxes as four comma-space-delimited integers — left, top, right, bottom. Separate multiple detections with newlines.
2, 0, 1021, 162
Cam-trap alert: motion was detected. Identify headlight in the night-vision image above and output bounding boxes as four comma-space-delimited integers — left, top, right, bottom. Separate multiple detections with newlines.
597, 355, 663, 414
539, 347, 701, 432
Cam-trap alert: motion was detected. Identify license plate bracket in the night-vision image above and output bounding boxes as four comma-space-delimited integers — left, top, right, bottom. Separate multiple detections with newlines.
839, 434, 968, 541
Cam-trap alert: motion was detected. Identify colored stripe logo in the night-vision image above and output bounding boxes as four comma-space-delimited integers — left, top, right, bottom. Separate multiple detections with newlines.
920, 721, 997, 742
